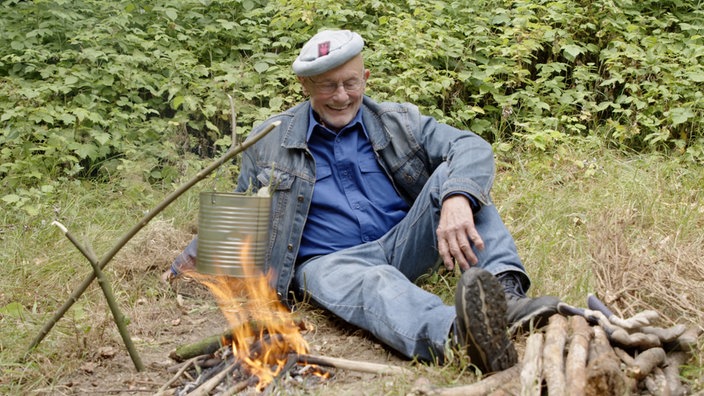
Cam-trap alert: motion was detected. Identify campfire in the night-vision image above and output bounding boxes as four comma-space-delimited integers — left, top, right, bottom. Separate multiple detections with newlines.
166, 237, 321, 393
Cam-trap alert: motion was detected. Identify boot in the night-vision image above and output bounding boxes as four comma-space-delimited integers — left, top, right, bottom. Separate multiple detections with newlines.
497, 271, 560, 335
454, 268, 517, 373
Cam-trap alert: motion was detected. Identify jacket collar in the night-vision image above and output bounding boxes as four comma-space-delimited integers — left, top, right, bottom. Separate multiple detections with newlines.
280, 96, 390, 150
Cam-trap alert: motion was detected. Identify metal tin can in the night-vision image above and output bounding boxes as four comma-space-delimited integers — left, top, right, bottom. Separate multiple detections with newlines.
196, 192, 270, 277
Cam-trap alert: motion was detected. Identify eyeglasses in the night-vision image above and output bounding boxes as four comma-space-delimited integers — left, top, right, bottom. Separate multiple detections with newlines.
307, 76, 366, 95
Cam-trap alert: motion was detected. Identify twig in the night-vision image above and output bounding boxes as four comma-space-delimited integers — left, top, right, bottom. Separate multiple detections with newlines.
296, 353, 412, 376
25, 120, 281, 357
220, 378, 256, 396
51, 221, 144, 372
186, 361, 238, 396
155, 355, 202, 396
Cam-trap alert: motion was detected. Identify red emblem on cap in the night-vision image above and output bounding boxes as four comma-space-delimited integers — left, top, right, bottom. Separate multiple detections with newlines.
318, 41, 330, 57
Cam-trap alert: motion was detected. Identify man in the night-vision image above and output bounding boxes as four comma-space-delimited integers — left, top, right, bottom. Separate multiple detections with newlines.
166, 29, 559, 373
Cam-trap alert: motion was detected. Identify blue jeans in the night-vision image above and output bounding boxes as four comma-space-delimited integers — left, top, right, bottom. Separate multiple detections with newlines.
292, 163, 527, 361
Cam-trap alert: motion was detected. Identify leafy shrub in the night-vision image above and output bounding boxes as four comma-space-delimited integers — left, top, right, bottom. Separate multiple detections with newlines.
1, 0, 702, 217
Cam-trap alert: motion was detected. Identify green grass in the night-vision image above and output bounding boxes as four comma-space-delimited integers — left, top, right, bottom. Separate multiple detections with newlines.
1, 143, 702, 393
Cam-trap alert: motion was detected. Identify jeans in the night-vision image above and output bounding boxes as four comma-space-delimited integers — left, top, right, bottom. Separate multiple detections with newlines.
292, 163, 527, 361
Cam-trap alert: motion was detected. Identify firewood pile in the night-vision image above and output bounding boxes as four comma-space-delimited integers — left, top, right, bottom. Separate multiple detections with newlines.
413, 293, 701, 396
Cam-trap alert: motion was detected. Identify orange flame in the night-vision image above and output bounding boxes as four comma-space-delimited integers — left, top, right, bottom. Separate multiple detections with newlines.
188, 237, 309, 389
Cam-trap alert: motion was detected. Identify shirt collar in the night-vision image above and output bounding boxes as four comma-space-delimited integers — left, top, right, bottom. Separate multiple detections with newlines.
305, 105, 367, 142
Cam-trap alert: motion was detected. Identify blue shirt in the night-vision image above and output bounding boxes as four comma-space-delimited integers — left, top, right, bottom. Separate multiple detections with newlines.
297, 108, 410, 261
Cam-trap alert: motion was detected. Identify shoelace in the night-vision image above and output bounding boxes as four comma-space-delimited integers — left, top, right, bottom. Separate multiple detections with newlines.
497, 272, 525, 299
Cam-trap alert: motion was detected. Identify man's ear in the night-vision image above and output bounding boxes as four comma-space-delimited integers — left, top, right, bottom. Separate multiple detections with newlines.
297, 76, 309, 96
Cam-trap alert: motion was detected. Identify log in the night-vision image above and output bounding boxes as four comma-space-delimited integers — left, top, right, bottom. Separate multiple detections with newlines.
663, 351, 688, 396
613, 346, 636, 367
169, 318, 306, 362
644, 367, 667, 396
520, 332, 544, 396
413, 364, 521, 396
565, 315, 592, 396
627, 347, 666, 380
585, 326, 628, 396
665, 326, 702, 353
640, 324, 686, 343
542, 315, 568, 396
170, 331, 233, 362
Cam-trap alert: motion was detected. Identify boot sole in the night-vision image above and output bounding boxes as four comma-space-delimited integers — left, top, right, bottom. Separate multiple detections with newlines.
455, 268, 517, 373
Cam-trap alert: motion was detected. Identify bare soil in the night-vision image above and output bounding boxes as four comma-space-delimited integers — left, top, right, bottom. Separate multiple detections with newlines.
34, 221, 424, 396
49, 278, 421, 395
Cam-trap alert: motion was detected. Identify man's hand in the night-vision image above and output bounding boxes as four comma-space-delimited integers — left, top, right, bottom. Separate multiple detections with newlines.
436, 194, 484, 271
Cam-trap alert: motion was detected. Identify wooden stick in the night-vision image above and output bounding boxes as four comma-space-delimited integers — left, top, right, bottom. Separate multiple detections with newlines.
542, 314, 568, 396
170, 319, 306, 362
51, 221, 144, 372
154, 355, 202, 396
413, 364, 521, 396
613, 346, 636, 367
25, 121, 281, 357
585, 326, 628, 396
565, 315, 592, 396
627, 347, 666, 380
220, 378, 256, 396
663, 351, 688, 396
296, 353, 412, 376
170, 332, 233, 362
186, 361, 238, 396
520, 332, 544, 396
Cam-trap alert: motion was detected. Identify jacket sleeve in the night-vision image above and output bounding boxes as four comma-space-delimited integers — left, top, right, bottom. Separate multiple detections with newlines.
415, 107, 496, 207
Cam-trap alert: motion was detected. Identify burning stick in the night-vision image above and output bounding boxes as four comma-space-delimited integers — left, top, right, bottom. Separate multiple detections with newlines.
520, 332, 544, 396
296, 353, 412, 376
186, 361, 238, 396
542, 314, 568, 396
565, 315, 592, 396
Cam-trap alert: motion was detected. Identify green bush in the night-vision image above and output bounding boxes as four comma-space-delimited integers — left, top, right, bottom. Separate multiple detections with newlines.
1, 0, 702, 217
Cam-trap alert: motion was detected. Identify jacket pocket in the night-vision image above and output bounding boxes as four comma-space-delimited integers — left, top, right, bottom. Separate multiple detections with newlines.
256, 166, 295, 192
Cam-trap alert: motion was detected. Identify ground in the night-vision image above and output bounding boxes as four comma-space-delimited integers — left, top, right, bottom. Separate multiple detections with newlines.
42, 277, 427, 396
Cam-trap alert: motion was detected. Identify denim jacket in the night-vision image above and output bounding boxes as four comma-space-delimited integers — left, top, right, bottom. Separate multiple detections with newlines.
174, 96, 496, 302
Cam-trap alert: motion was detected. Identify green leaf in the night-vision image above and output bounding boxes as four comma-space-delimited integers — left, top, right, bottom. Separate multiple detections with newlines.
172, 95, 184, 110
164, 8, 178, 21
254, 62, 269, 73
2, 194, 21, 204
93, 131, 111, 145
0, 302, 26, 318
562, 44, 585, 62
668, 107, 695, 126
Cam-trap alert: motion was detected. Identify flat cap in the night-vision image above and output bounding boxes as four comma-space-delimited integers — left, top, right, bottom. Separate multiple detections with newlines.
292, 30, 364, 77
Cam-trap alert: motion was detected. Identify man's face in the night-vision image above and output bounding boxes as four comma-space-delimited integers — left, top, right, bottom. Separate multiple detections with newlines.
299, 55, 370, 131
